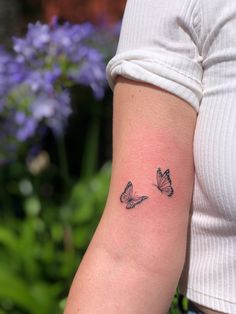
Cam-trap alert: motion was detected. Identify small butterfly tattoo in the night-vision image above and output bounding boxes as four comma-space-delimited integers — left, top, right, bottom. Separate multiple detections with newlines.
154, 168, 174, 197
120, 181, 148, 209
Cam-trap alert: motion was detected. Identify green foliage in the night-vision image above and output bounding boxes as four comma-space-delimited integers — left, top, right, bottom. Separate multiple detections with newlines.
0, 163, 111, 314
169, 289, 189, 314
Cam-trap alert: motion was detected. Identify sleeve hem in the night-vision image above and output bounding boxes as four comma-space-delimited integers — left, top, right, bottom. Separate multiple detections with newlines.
106, 50, 203, 113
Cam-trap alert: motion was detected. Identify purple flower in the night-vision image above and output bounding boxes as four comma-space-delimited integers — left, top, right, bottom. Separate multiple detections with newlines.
68, 48, 106, 99
28, 22, 50, 49
0, 48, 26, 102
13, 22, 50, 56
13, 38, 35, 61
51, 22, 94, 50
0, 17, 120, 163
0, 49, 27, 119
16, 117, 37, 141
13, 19, 108, 98
31, 90, 71, 136
15, 111, 27, 124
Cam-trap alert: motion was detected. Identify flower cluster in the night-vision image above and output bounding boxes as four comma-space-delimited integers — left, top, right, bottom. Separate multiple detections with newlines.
0, 18, 120, 164
13, 19, 107, 99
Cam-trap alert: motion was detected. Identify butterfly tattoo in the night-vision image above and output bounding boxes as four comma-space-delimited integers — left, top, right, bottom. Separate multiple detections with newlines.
154, 168, 174, 197
120, 181, 148, 209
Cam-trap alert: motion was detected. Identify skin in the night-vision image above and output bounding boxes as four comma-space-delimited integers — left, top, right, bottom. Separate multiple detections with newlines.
64, 77, 219, 313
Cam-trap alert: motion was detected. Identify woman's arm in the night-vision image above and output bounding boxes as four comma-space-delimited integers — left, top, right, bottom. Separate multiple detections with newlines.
64, 76, 197, 314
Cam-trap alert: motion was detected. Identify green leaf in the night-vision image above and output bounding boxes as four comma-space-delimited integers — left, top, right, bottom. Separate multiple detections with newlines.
59, 298, 67, 311
0, 269, 61, 314
181, 295, 189, 311
74, 225, 92, 248
0, 270, 36, 313
24, 196, 41, 217
0, 227, 19, 255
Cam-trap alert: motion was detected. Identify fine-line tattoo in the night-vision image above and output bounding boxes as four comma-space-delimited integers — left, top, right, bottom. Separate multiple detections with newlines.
154, 167, 174, 197
120, 181, 148, 209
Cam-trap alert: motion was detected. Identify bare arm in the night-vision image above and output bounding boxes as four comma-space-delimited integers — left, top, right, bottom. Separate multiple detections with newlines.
64, 76, 197, 314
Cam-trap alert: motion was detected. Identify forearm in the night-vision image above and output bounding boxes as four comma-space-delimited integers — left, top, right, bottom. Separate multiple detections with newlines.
65, 77, 196, 313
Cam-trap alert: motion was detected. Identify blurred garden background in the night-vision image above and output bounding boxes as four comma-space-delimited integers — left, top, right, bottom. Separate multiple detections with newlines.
0, 1, 192, 313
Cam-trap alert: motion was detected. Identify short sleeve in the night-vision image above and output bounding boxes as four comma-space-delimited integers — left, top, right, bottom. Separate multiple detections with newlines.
106, 0, 203, 113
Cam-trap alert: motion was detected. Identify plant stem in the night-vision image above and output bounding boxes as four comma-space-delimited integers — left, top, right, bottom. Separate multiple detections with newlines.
57, 136, 70, 192
80, 116, 100, 180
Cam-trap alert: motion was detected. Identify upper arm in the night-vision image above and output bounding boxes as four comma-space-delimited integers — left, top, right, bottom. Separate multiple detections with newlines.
91, 76, 197, 276
103, 1, 201, 254
65, 76, 198, 314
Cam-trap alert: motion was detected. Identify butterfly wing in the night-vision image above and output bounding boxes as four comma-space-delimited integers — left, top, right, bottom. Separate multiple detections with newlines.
156, 168, 164, 186
160, 185, 174, 197
126, 195, 148, 209
120, 181, 133, 203
120, 181, 148, 209
156, 168, 174, 197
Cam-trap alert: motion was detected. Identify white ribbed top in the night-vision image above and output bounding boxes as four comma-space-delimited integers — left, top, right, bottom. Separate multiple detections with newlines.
106, 0, 236, 313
